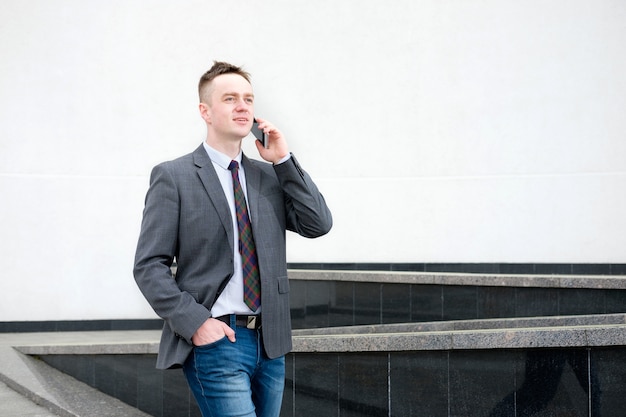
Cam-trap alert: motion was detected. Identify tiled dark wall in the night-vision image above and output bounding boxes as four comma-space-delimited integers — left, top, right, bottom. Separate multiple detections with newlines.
285, 347, 626, 417
41, 347, 626, 417
289, 281, 626, 330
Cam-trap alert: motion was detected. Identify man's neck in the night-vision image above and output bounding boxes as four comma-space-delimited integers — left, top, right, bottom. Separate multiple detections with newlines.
205, 135, 242, 159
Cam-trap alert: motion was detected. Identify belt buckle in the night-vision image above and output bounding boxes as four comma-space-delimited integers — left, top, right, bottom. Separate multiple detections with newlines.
246, 316, 257, 330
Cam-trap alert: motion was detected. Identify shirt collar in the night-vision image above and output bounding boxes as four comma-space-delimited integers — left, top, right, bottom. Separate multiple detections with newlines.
202, 142, 242, 170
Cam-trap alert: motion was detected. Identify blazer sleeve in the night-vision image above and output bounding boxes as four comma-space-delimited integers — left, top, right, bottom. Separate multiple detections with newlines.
273, 154, 333, 238
133, 162, 211, 343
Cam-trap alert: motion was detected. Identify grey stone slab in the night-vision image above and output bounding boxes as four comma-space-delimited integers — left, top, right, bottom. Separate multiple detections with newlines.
288, 269, 626, 289
0, 380, 58, 417
291, 315, 626, 352
586, 325, 626, 347
293, 313, 626, 336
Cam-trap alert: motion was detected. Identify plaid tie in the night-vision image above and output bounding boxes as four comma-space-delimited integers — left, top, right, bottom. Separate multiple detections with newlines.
228, 161, 261, 311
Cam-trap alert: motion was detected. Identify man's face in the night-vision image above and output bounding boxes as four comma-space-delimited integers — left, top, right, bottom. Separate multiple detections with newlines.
203, 73, 254, 141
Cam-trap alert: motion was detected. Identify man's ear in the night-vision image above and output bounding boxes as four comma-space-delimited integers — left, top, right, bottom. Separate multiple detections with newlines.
199, 102, 211, 123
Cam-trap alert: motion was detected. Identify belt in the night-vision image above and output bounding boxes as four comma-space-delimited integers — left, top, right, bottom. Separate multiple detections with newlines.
215, 314, 262, 330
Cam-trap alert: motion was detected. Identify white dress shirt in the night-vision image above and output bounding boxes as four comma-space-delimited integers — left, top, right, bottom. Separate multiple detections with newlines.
202, 142, 258, 317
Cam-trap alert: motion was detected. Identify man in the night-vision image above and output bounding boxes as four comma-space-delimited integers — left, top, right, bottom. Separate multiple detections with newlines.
133, 61, 332, 417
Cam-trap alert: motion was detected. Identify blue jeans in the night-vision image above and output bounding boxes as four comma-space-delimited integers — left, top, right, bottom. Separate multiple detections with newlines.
183, 316, 285, 417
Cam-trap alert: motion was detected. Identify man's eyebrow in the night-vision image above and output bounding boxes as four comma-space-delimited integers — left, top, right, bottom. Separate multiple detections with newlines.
221, 91, 255, 98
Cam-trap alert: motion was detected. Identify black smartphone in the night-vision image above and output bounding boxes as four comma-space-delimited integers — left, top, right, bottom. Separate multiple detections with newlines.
251, 119, 269, 148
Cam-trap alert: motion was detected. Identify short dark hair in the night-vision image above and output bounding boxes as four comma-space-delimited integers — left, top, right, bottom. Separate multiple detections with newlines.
198, 61, 251, 103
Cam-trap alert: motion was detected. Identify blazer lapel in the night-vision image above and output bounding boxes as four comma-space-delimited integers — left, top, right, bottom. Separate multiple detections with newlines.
193, 145, 234, 253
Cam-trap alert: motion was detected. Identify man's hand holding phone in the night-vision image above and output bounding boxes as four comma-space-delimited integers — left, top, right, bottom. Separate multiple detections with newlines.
252, 117, 289, 164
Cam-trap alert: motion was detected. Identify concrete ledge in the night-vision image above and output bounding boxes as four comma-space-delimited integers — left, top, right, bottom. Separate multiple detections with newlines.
291, 314, 626, 353
288, 269, 626, 289
293, 325, 626, 352
293, 313, 626, 335
13, 331, 161, 356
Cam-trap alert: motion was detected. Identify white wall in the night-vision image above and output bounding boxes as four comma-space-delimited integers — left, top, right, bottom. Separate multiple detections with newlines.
1, 0, 625, 321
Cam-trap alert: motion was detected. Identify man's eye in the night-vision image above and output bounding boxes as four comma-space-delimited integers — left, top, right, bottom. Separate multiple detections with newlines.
245, 98, 254, 104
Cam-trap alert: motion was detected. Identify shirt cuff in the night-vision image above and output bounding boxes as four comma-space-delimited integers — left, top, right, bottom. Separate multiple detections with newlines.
274, 153, 292, 165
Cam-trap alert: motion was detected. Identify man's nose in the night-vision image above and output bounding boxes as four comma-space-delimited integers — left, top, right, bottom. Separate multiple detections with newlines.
235, 99, 251, 111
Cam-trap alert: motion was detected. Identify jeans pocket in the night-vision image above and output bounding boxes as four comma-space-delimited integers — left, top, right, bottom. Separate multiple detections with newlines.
194, 335, 228, 350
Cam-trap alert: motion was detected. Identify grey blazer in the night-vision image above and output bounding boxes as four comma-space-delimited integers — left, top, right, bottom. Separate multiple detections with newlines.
133, 144, 332, 369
